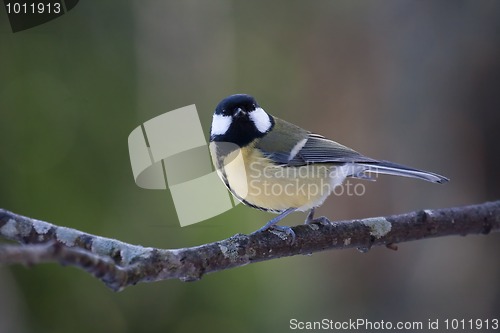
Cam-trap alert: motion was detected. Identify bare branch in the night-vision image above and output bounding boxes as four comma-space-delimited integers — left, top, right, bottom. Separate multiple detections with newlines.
1, 201, 499, 291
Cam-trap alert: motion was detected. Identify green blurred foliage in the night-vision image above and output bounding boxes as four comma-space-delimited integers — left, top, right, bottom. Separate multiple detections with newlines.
1, 1, 500, 333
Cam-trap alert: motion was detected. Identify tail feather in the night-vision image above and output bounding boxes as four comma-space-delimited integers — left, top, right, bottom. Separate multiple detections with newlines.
355, 160, 449, 184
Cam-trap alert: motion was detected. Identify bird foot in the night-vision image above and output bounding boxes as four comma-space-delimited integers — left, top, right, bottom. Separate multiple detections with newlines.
304, 208, 331, 226
308, 216, 331, 226
268, 225, 296, 243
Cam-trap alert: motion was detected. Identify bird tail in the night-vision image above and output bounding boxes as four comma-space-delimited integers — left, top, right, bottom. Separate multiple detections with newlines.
354, 160, 449, 184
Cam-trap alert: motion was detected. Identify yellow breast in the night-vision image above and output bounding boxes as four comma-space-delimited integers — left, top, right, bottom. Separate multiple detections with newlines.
214, 144, 337, 212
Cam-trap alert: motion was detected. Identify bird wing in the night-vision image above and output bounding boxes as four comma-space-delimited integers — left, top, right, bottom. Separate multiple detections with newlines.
254, 116, 376, 166
287, 134, 378, 165
258, 132, 448, 183
258, 132, 376, 166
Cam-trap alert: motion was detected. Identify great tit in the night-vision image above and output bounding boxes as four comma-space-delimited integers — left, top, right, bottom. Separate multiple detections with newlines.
209, 94, 448, 239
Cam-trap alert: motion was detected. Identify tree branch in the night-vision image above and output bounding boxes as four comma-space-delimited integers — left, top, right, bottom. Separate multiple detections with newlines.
1, 201, 499, 291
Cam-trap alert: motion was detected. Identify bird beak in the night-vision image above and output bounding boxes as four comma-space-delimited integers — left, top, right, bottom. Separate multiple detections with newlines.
234, 107, 245, 118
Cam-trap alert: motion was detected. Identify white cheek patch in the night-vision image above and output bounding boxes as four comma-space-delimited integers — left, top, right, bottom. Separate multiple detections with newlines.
249, 107, 272, 133
211, 114, 232, 135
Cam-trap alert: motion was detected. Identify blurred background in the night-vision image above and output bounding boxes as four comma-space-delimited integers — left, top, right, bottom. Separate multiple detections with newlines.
1, 1, 499, 332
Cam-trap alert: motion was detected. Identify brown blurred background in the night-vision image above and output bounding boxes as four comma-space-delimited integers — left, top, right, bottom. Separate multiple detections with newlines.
1, 1, 499, 332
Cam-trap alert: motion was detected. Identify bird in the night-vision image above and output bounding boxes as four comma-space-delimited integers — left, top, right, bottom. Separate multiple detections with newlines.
209, 94, 448, 240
